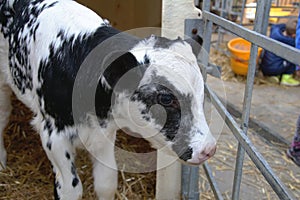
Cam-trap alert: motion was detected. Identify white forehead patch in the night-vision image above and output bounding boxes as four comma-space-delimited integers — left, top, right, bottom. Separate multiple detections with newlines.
131, 37, 203, 96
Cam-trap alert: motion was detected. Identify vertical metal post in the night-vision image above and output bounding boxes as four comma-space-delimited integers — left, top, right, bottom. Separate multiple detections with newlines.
239, 0, 246, 25
231, 1, 272, 199
215, 0, 221, 10
217, 0, 227, 47
202, 0, 213, 82
181, 18, 205, 200
261, 1, 272, 36
181, 165, 200, 200
181, 2, 214, 199
203, 163, 224, 200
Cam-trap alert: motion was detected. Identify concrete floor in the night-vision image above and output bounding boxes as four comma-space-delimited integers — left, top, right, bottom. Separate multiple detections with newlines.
199, 75, 300, 199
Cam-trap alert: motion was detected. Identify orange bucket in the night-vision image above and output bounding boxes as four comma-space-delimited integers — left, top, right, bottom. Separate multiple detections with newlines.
227, 38, 262, 76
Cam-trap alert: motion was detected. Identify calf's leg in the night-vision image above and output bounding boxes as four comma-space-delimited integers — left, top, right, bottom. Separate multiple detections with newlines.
86, 129, 118, 200
0, 84, 11, 170
39, 123, 82, 200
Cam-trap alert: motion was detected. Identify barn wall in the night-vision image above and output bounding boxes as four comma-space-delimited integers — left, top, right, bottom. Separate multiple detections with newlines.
77, 0, 162, 31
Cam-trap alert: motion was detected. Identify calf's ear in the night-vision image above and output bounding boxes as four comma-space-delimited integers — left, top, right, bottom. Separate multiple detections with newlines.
102, 52, 148, 92
184, 35, 203, 56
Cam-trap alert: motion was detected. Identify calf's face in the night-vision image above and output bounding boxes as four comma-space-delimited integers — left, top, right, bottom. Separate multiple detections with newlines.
113, 38, 216, 165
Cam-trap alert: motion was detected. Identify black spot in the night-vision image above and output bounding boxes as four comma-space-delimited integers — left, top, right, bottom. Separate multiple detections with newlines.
54, 178, 61, 200
46, 140, 52, 151
178, 147, 193, 161
56, 29, 65, 39
72, 177, 79, 188
143, 54, 150, 64
32, 23, 40, 41
98, 120, 107, 128
143, 116, 150, 121
55, 180, 61, 190
71, 162, 76, 176
68, 131, 78, 145
47, 1, 59, 8
65, 151, 71, 160
44, 119, 53, 134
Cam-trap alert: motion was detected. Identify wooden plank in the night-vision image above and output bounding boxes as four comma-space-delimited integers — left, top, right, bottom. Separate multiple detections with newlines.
77, 0, 161, 31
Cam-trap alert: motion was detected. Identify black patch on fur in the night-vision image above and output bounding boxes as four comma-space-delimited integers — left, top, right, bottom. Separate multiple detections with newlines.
71, 162, 76, 176
131, 75, 194, 160
143, 54, 150, 64
44, 119, 53, 135
102, 52, 140, 89
54, 179, 61, 200
70, 162, 79, 187
46, 140, 52, 151
132, 83, 182, 141
39, 26, 121, 131
94, 51, 149, 118
72, 177, 79, 188
65, 151, 71, 160
178, 146, 193, 161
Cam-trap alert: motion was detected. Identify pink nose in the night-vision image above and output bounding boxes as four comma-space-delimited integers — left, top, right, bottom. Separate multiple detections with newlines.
199, 146, 216, 163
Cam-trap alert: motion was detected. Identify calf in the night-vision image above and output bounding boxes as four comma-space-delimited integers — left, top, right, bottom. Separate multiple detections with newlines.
0, 0, 216, 199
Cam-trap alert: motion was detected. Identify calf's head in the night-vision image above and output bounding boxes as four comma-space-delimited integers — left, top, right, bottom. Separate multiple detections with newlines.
109, 35, 216, 165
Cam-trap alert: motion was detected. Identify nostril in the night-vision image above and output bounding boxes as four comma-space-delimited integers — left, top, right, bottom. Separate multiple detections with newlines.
202, 146, 217, 158
207, 146, 216, 157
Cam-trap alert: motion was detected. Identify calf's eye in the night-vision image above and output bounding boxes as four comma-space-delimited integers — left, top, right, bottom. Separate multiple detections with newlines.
158, 94, 173, 106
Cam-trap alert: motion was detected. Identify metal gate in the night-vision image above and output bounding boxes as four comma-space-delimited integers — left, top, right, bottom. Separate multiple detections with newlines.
182, 0, 300, 199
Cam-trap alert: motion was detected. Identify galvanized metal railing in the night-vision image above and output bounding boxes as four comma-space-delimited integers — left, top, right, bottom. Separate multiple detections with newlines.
182, 0, 300, 199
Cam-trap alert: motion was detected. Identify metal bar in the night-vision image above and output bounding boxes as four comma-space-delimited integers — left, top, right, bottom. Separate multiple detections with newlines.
202, 11, 300, 66
181, 165, 200, 200
203, 162, 224, 200
181, 18, 204, 200
201, 0, 213, 82
227, 0, 233, 14
235, 5, 298, 9
239, 0, 246, 25
215, 0, 221, 10
204, 84, 293, 200
184, 19, 222, 78
232, 1, 272, 199
231, 44, 258, 200
261, 0, 272, 36
217, 0, 227, 47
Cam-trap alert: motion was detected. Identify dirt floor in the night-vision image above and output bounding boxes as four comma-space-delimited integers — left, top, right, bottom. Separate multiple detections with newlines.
199, 119, 300, 200
0, 41, 299, 199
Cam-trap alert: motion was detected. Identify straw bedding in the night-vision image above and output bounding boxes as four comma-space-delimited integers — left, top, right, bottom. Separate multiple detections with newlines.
0, 95, 156, 199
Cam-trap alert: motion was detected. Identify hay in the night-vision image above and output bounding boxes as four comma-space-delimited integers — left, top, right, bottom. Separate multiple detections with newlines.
0, 95, 156, 199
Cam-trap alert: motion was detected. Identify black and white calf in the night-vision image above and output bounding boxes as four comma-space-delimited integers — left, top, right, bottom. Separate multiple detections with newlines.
0, 0, 216, 199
